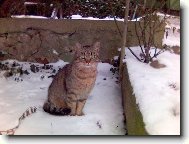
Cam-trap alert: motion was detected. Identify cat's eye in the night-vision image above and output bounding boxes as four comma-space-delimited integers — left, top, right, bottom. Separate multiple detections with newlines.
80, 55, 85, 59
93, 52, 96, 58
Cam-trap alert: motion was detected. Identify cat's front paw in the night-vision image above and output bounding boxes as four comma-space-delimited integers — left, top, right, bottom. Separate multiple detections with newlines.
77, 112, 84, 116
70, 111, 76, 116
70, 112, 84, 116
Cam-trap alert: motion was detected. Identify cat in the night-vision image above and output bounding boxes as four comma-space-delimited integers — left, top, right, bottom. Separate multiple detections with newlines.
43, 42, 100, 116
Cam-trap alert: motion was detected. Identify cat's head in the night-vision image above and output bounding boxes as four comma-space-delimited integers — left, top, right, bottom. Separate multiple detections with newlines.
73, 42, 100, 66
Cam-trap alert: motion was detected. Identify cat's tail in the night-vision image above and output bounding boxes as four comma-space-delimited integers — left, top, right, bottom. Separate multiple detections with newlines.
43, 101, 71, 116
0, 106, 37, 135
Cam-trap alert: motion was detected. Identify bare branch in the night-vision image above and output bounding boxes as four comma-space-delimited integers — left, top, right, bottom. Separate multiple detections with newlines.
150, 49, 165, 60
134, 18, 145, 56
128, 47, 142, 62
113, 16, 123, 38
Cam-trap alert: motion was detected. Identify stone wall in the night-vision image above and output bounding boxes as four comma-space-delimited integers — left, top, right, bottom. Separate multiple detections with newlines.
0, 18, 164, 63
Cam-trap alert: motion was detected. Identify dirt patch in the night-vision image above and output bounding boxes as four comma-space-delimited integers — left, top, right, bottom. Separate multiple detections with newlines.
150, 60, 166, 69
171, 46, 180, 55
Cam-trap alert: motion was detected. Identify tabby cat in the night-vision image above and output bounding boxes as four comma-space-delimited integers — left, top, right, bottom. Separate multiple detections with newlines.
43, 42, 100, 116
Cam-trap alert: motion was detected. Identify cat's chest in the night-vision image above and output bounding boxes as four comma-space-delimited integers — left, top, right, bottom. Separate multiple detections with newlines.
69, 72, 96, 87
66, 69, 96, 92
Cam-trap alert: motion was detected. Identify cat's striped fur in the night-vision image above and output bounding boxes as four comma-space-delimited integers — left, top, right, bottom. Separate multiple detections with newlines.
43, 42, 100, 116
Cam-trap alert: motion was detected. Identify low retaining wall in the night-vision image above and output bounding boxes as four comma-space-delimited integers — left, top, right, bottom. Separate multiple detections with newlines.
122, 63, 148, 135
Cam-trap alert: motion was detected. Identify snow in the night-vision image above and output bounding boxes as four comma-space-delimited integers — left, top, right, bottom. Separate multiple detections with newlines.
11, 14, 124, 21
113, 56, 119, 60
52, 49, 59, 55
130, 16, 143, 21
0, 60, 125, 135
24, 2, 38, 5
162, 16, 180, 47
124, 16, 180, 135
124, 47, 180, 135
70, 14, 124, 21
11, 15, 48, 19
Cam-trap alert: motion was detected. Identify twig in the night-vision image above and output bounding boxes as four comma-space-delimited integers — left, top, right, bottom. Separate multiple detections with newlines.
134, 19, 145, 56
150, 49, 165, 60
154, 47, 157, 57
113, 16, 123, 38
109, 2, 122, 38
132, 4, 138, 20
128, 47, 142, 62
0, 106, 37, 135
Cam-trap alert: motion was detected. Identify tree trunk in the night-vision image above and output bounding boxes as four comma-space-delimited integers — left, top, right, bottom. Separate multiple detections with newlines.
59, 6, 63, 19
119, 0, 130, 79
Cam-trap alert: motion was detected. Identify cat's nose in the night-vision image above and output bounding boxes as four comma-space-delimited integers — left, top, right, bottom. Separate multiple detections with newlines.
85, 59, 91, 64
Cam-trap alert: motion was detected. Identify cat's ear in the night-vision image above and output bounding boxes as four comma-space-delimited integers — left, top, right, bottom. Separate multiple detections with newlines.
93, 41, 100, 52
75, 42, 82, 50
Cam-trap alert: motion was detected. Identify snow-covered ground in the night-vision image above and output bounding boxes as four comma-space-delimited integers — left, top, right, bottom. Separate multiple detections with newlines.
0, 61, 125, 135
124, 16, 180, 135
